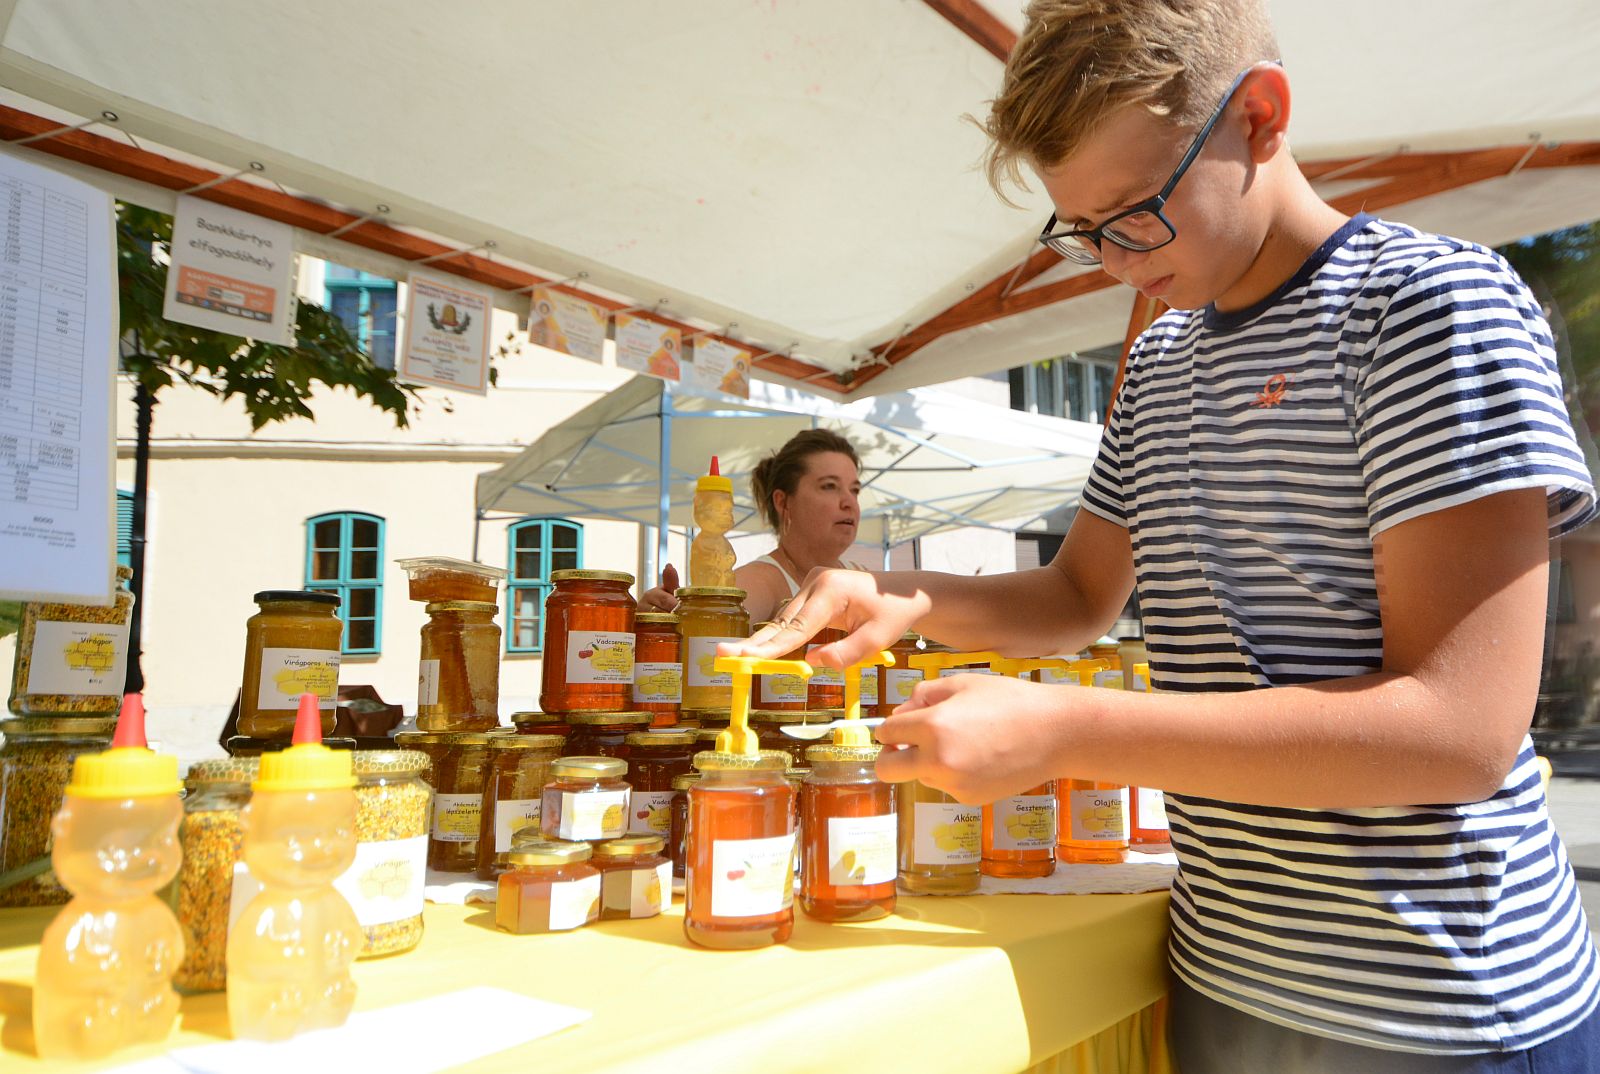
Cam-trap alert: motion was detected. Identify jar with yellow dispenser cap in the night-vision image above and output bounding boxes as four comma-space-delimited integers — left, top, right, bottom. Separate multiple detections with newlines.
1126, 662, 1170, 847
1059, 666, 1130, 864
592, 833, 672, 920
227, 695, 361, 1041
539, 569, 637, 714
541, 756, 631, 842
495, 836, 601, 934
898, 651, 985, 894
676, 586, 750, 711
33, 695, 183, 1061
684, 748, 797, 949
800, 742, 895, 921
476, 733, 564, 879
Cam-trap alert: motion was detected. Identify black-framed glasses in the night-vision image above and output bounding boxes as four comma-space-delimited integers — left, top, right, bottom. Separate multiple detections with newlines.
1037, 63, 1273, 266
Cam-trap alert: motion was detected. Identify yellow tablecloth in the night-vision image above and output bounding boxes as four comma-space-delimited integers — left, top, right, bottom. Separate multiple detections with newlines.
0, 891, 1172, 1074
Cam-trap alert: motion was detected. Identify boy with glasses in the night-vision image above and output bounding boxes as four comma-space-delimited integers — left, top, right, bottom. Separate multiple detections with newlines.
734, 0, 1600, 1069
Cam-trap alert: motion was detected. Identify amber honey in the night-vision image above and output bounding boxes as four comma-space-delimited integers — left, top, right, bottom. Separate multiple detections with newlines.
510, 712, 571, 739
623, 729, 695, 837
878, 633, 924, 718
1058, 780, 1129, 864
396, 730, 494, 873
668, 773, 699, 880
683, 750, 795, 949
981, 781, 1057, 879
539, 570, 637, 714
805, 627, 847, 709
475, 734, 563, 880
800, 745, 895, 921
560, 711, 651, 759
753, 626, 808, 710
897, 780, 980, 894
592, 834, 672, 920
750, 709, 829, 768
675, 588, 750, 712
631, 613, 683, 726
495, 839, 600, 934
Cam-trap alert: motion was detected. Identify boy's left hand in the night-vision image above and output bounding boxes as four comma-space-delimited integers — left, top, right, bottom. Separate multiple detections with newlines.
874, 674, 1072, 804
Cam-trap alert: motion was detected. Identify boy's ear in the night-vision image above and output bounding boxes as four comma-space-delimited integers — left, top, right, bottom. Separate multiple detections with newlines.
1239, 62, 1291, 164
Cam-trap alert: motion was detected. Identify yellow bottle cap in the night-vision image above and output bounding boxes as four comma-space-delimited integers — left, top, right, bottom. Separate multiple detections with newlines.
696, 455, 733, 494
252, 694, 356, 792
65, 694, 181, 799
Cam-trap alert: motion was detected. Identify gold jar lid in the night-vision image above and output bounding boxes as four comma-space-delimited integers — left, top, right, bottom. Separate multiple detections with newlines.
550, 756, 628, 780
502, 838, 593, 866
0, 715, 117, 738
748, 709, 818, 725
675, 586, 746, 600
394, 730, 497, 746
490, 733, 564, 750
550, 568, 635, 585
693, 728, 726, 745
509, 711, 567, 724
423, 599, 499, 615
591, 834, 666, 859
564, 711, 652, 727
184, 757, 260, 785
693, 749, 790, 772
635, 612, 680, 625
624, 729, 696, 746
353, 750, 430, 778
683, 708, 730, 723
671, 773, 701, 791
805, 743, 883, 764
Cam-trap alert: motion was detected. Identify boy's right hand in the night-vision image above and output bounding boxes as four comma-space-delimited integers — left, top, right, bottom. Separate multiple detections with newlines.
721, 567, 928, 669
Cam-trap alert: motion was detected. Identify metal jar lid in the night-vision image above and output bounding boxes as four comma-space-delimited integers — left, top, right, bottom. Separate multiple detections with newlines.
550, 756, 628, 781
692, 749, 790, 773
253, 589, 340, 606
674, 586, 746, 600
490, 733, 565, 751
624, 729, 696, 747
591, 834, 666, 860
502, 837, 593, 866
563, 711, 652, 726
550, 568, 635, 585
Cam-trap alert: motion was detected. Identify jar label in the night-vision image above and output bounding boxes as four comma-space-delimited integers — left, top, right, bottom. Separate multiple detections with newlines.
710, 832, 796, 917
859, 667, 880, 706
256, 647, 340, 710
940, 666, 999, 678
1128, 671, 1150, 692
1038, 666, 1080, 686
548, 873, 602, 930
884, 668, 920, 705
431, 793, 482, 842
990, 795, 1055, 850
24, 620, 130, 697
1092, 670, 1124, 690
333, 834, 428, 926
632, 661, 683, 703
809, 666, 844, 687
557, 789, 630, 840
912, 802, 980, 865
1068, 787, 1129, 842
628, 790, 675, 835
418, 659, 440, 707
1135, 787, 1169, 831
826, 812, 896, 886
565, 630, 635, 684
685, 636, 739, 687
759, 671, 807, 704
602, 860, 672, 918
494, 798, 542, 852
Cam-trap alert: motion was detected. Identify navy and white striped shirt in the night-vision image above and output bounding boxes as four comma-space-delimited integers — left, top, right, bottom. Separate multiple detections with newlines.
1081, 214, 1600, 1053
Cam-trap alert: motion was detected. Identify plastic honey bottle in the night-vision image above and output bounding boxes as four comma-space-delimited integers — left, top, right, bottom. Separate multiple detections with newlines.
689, 455, 736, 587
227, 694, 361, 1041
33, 694, 184, 1061
1058, 667, 1131, 864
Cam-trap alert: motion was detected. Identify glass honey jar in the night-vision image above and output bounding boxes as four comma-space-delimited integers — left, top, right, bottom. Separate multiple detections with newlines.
417, 600, 500, 732
510, 711, 571, 740
623, 729, 696, 836
675, 587, 749, 712
394, 730, 494, 873
754, 623, 808, 710
541, 756, 631, 842
878, 633, 924, 718
897, 781, 981, 894
475, 733, 564, 880
539, 570, 637, 713
683, 750, 796, 950
237, 590, 342, 739
495, 838, 601, 934
592, 834, 672, 920
631, 612, 683, 726
800, 744, 896, 922
0, 716, 116, 908
805, 626, 847, 709
982, 781, 1057, 879
561, 711, 651, 759
668, 772, 699, 880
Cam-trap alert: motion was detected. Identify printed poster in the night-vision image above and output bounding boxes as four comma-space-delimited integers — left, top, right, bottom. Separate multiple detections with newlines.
688, 338, 751, 398
398, 271, 492, 395
162, 194, 295, 346
614, 314, 680, 382
528, 285, 605, 363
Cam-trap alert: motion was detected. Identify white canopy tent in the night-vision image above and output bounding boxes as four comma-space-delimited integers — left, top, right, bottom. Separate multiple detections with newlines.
473, 374, 1103, 584
1, 0, 1596, 397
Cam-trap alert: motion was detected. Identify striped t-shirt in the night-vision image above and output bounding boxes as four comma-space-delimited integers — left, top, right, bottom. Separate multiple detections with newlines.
1080, 214, 1600, 1054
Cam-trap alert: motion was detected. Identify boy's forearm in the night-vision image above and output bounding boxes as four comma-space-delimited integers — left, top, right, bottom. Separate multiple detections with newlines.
884, 565, 1110, 656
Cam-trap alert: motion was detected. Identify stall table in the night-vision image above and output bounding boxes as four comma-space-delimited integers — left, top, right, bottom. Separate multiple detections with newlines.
0, 891, 1172, 1073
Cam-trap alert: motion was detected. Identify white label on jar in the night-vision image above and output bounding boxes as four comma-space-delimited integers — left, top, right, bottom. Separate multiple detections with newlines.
256, 647, 340, 710
1136, 787, 1169, 831
1092, 670, 1124, 690
685, 636, 739, 687
990, 795, 1055, 851
884, 668, 920, 705
334, 834, 427, 926
565, 630, 635, 684
548, 873, 602, 930
809, 666, 844, 688
628, 790, 676, 835
912, 802, 980, 865
759, 671, 808, 704
633, 661, 683, 703
602, 861, 672, 918
1128, 672, 1150, 692
494, 798, 542, 852
1069, 787, 1129, 842
24, 620, 130, 696
418, 659, 440, 706
710, 833, 796, 917
826, 813, 896, 886
431, 793, 481, 842
557, 789, 630, 840
859, 667, 880, 707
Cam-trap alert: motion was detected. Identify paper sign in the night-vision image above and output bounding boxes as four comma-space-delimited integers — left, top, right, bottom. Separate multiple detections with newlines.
398, 271, 491, 395
689, 338, 751, 398
0, 148, 118, 604
614, 313, 680, 381
528, 285, 605, 363
162, 194, 295, 345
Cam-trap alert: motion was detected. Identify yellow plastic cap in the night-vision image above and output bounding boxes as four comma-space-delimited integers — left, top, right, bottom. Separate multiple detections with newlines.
696, 454, 733, 494
66, 747, 181, 799
254, 743, 356, 793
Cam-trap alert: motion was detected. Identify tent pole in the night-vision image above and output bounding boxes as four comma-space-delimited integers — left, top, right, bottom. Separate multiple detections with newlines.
656, 384, 672, 585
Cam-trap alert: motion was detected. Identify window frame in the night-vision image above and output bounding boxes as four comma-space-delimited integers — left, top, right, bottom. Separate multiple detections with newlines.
324, 266, 400, 370
304, 511, 386, 655
505, 518, 584, 654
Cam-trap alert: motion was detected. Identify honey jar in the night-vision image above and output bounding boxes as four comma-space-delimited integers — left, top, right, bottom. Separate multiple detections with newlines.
395, 730, 494, 873
561, 711, 651, 759
592, 834, 672, 920
237, 591, 341, 739
683, 749, 796, 950
800, 744, 896, 922
540, 757, 631, 842
622, 729, 696, 836
417, 600, 500, 732
675, 587, 750, 712
495, 838, 601, 934
878, 633, 924, 717
805, 627, 847, 709
475, 733, 564, 880
539, 570, 637, 713
510, 712, 570, 739
753, 623, 807, 710
668, 772, 699, 880
982, 781, 1057, 879
631, 612, 683, 726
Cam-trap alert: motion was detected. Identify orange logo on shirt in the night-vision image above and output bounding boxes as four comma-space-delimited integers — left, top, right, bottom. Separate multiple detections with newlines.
1250, 373, 1292, 408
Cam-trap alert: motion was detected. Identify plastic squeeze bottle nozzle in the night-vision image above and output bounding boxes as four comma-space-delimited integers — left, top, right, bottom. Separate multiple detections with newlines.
34, 693, 184, 1060
690, 455, 736, 587
227, 693, 361, 1041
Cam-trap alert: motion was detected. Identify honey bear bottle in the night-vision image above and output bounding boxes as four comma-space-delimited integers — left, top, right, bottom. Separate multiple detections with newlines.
689, 456, 736, 587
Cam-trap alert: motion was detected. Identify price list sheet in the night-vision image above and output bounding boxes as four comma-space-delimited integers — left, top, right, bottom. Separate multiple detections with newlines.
0, 148, 117, 604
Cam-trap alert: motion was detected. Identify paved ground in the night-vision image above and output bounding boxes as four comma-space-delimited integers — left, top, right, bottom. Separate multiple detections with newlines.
1547, 752, 1600, 940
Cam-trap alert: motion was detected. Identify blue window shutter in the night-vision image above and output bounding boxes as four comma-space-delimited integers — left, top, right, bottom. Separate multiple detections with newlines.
304, 511, 385, 655
115, 489, 135, 569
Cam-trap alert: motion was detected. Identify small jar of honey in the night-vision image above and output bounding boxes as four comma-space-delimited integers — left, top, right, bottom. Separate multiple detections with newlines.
541, 757, 631, 842
560, 711, 651, 758
592, 834, 672, 920
395, 730, 495, 873
800, 744, 896, 921
539, 570, 637, 714
683, 750, 796, 950
495, 838, 601, 934
631, 612, 683, 726
475, 733, 564, 880
675, 587, 750, 712
622, 729, 696, 836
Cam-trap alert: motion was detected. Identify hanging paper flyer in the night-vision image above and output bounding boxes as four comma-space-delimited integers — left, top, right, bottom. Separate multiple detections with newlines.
162, 194, 296, 346
689, 338, 751, 399
398, 271, 492, 395
528, 285, 606, 363
614, 314, 680, 382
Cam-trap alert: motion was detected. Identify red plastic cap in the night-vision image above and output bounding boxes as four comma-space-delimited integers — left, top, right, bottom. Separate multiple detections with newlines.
709, 455, 720, 477
112, 693, 148, 749
292, 693, 324, 746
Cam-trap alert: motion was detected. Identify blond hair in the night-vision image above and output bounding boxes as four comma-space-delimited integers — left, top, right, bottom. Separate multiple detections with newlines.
980, 0, 1278, 203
